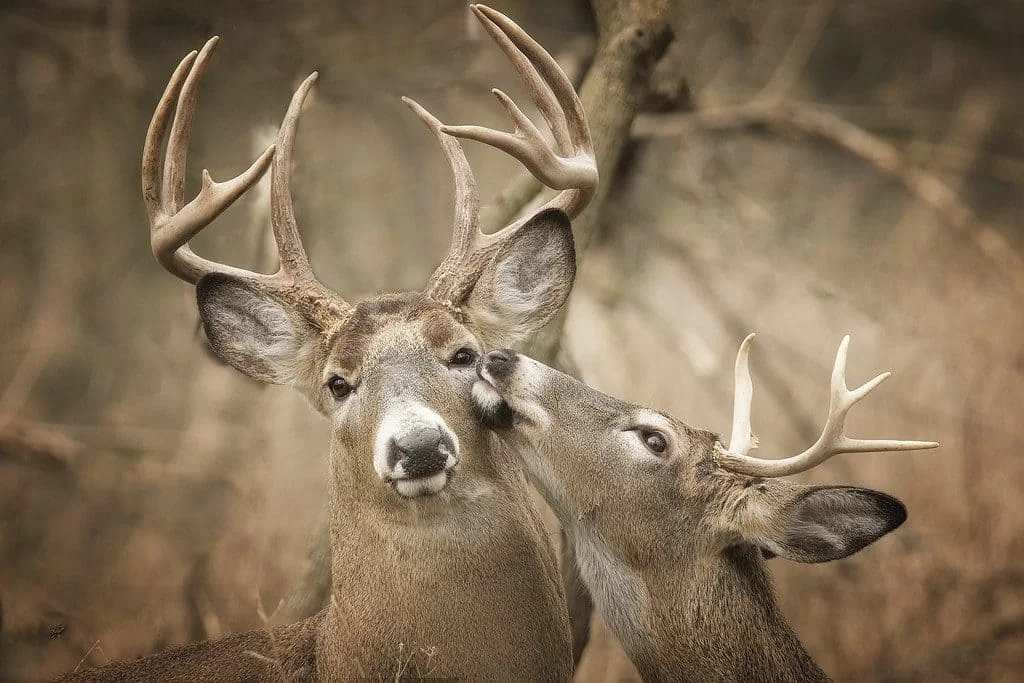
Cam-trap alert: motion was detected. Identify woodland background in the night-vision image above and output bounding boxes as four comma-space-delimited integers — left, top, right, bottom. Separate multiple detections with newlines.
2, 0, 1023, 680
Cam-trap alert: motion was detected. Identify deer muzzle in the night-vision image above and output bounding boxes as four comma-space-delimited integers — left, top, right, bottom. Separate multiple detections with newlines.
374, 403, 459, 497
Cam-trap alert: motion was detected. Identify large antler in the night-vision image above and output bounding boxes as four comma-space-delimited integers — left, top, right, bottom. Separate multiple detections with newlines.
403, 4, 599, 306
715, 334, 938, 477
143, 37, 348, 330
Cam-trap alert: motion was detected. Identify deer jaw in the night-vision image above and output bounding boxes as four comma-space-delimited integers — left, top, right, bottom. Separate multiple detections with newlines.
474, 346, 929, 681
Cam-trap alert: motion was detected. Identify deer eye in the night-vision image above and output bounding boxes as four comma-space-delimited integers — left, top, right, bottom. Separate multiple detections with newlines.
449, 347, 477, 367
637, 429, 668, 455
327, 376, 352, 400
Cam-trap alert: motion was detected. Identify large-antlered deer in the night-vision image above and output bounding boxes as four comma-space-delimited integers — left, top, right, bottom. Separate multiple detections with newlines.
473, 335, 937, 681
61, 5, 595, 680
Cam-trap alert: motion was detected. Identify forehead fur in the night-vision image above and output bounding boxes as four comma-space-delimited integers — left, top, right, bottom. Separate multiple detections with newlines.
327, 292, 462, 370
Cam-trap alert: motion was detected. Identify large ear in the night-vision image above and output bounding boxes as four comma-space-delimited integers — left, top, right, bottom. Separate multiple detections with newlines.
462, 208, 576, 346
196, 273, 321, 386
741, 485, 907, 563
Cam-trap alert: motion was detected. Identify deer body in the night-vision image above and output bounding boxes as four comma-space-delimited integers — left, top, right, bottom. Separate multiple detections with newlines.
305, 294, 572, 679
473, 342, 936, 681
57, 615, 322, 682
63, 5, 595, 680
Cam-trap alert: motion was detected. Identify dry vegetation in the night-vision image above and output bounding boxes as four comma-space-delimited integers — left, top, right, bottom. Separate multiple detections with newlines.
2, 0, 1023, 681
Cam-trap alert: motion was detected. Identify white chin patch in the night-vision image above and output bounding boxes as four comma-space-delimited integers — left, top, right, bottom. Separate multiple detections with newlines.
472, 380, 505, 413
393, 470, 451, 498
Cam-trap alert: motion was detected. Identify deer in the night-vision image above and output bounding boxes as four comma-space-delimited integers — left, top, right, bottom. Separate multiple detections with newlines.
472, 334, 938, 681
61, 5, 596, 680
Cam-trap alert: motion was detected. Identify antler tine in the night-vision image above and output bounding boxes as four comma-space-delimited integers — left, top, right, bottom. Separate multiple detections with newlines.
469, 5, 573, 156
439, 4, 597, 220
272, 72, 319, 282
403, 96, 481, 292
142, 47, 196, 222
715, 335, 938, 478
727, 333, 759, 455
144, 39, 348, 330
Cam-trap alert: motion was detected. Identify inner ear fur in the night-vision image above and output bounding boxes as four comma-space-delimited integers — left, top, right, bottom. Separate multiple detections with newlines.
737, 483, 908, 564
196, 273, 322, 388
462, 208, 576, 347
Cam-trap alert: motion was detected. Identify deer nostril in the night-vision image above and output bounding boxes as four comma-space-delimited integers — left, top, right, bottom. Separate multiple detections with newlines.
484, 348, 517, 379
388, 427, 451, 478
487, 349, 510, 364
394, 427, 443, 457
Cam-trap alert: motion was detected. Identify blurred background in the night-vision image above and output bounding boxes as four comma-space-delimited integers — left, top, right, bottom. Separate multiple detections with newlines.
2, 0, 1023, 680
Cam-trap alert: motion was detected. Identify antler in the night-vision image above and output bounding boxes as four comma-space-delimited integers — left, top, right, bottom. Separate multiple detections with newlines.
714, 334, 938, 477
143, 37, 348, 330
403, 4, 598, 306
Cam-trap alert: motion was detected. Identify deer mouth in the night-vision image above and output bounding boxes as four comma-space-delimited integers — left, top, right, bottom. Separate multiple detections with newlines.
387, 467, 457, 498
383, 439, 459, 498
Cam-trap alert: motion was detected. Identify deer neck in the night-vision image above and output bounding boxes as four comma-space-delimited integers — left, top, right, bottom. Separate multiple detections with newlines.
624, 547, 828, 682
316, 436, 572, 680
523, 449, 825, 681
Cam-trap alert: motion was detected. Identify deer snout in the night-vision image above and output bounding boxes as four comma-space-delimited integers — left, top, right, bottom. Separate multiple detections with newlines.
374, 404, 460, 498
389, 427, 453, 478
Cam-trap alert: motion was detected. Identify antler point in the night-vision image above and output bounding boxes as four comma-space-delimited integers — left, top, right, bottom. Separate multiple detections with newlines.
200, 36, 220, 54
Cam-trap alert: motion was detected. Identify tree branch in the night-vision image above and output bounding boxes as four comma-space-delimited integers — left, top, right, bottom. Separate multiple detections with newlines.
632, 98, 1024, 298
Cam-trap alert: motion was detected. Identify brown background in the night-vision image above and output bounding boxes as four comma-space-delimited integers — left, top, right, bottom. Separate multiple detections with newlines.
2, 0, 1023, 680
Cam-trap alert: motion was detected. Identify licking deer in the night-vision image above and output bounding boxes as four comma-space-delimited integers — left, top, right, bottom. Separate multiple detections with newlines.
473, 334, 938, 681
62, 5, 595, 680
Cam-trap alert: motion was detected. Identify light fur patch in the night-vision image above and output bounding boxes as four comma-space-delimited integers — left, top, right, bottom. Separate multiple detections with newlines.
571, 525, 653, 652
373, 403, 460, 487
516, 450, 652, 650
471, 380, 505, 415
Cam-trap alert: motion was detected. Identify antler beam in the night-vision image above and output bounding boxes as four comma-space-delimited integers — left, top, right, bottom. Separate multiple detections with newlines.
143, 37, 347, 330
715, 334, 938, 478
403, 4, 599, 306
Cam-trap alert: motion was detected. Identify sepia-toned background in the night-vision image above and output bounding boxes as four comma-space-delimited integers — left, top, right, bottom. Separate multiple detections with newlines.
2, 0, 1023, 680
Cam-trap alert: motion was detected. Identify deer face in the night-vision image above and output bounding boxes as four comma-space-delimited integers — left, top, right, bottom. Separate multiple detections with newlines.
474, 348, 915, 566
319, 295, 487, 499
195, 210, 576, 501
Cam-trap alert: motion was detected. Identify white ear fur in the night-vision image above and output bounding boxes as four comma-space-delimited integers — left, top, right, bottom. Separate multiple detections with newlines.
197, 273, 320, 387
462, 208, 576, 347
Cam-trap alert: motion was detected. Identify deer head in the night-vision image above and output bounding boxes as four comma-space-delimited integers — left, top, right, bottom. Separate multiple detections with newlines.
143, 5, 596, 503
472, 337, 937, 679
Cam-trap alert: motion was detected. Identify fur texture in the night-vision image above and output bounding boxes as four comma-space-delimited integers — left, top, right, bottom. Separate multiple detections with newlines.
475, 352, 909, 682
64, 210, 577, 679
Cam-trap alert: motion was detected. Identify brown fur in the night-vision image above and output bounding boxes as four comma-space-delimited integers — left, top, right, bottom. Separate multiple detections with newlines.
314, 297, 571, 679
57, 613, 322, 682
64, 214, 578, 680
478, 353, 910, 682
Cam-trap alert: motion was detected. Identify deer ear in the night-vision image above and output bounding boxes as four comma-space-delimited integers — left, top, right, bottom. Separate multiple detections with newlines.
462, 208, 576, 346
196, 273, 320, 386
742, 485, 907, 564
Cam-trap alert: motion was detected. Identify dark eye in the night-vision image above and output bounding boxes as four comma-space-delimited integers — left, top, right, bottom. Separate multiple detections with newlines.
639, 429, 668, 455
449, 347, 477, 367
327, 376, 352, 400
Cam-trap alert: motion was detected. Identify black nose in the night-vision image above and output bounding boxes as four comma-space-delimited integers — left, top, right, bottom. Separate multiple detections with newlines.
484, 348, 518, 379
388, 427, 450, 478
